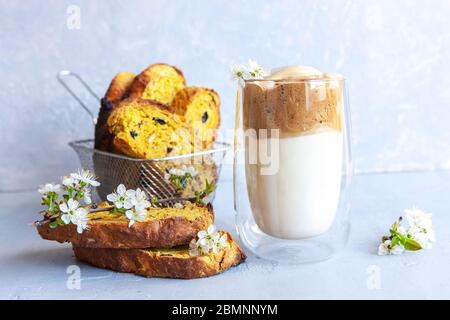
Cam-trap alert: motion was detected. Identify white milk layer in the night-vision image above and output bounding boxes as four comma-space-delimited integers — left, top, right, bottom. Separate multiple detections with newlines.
246, 131, 343, 239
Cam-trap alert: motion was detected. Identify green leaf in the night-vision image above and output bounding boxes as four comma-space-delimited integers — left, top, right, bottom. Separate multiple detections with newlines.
402, 237, 422, 251
169, 173, 193, 192
395, 232, 422, 251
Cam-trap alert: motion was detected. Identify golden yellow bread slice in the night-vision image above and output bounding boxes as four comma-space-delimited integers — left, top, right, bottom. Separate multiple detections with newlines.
72, 232, 246, 279
105, 71, 136, 102
36, 202, 213, 249
95, 71, 136, 152
106, 98, 193, 158
171, 86, 221, 149
127, 63, 186, 105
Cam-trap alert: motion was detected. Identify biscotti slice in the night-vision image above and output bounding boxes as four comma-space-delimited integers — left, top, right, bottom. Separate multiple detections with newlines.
171, 86, 221, 149
105, 71, 136, 103
127, 63, 186, 105
36, 202, 213, 249
72, 233, 246, 279
95, 71, 136, 151
107, 98, 194, 158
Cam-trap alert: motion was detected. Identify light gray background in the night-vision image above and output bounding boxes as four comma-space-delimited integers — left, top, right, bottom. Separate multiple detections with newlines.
1, 0, 450, 191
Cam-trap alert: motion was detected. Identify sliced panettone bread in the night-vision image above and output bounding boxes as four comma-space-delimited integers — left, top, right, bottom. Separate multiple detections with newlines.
127, 63, 186, 105
171, 86, 221, 149
36, 202, 214, 249
106, 98, 194, 158
72, 233, 246, 279
104, 71, 136, 102
95, 71, 136, 151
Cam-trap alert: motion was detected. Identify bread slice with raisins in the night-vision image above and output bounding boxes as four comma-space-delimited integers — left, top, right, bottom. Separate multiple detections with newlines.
36, 202, 213, 249
72, 232, 246, 279
171, 86, 221, 149
106, 98, 194, 158
127, 63, 186, 105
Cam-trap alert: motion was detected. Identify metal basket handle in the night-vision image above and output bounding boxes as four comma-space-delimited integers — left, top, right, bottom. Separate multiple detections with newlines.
57, 70, 100, 125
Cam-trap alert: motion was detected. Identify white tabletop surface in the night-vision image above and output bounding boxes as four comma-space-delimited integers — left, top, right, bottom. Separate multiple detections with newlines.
1, 170, 449, 300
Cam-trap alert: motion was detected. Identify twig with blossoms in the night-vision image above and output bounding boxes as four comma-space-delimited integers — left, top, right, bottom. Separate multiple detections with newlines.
189, 224, 229, 257
230, 59, 270, 81
38, 169, 100, 233
164, 165, 198, 193
107, 184, 151, 227
38, 171, 217, 233
378, 207, 435, 256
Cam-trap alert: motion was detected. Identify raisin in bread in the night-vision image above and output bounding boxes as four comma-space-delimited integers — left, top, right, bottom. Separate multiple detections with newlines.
106, 98, 193, 158
171, 86, 221, 149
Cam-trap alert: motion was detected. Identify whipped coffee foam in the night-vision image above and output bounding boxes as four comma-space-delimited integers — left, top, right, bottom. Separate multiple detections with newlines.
266, 65, 323, 80
243, 65, 345, 239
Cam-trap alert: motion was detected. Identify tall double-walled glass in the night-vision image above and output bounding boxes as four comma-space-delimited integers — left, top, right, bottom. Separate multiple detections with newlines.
233, 74, 352, 263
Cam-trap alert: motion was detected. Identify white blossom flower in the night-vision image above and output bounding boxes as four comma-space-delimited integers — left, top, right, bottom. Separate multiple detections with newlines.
189, 239, 200, 257
125, 207, 148, 227
211, 233, 229, 254
173, 202, 184, 209
62, 176, 78, 187
183, 166, 198, 177
189, 226, 228, 256
82, 187, 92, 205
108, 185, 151, 227
378, 240, 405, 256
404, 207, 435, 249
59, 199, 89, 233
38, 183, 61, 196
230, 64, 250, 80
231, 59, 270, 81
247, 59, 270, 79
127, 188, 151, 210
198, 224, 220, 244
404, 207, 433, 231
408, 225, 435, 249
168, 168, 183, 176
71, 169, 100, 187
194, 225, 223, 255
107, 184, 134, 209
70, 207, 89, 234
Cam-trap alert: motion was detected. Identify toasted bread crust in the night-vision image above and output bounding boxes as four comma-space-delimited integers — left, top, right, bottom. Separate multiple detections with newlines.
127, 63, 186, 103
105, 71, 136, 102
95, 72, 136, 151
108, 97, 176, 120
72, 233, 246, 279
36, 204, 214, 249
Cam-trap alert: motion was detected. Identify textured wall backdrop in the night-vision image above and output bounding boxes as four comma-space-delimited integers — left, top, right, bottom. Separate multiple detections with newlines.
1, 0, 450, 191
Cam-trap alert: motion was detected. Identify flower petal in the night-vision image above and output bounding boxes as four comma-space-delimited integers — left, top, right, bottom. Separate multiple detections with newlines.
117, 184, 126, 195
61, 214, 71, 224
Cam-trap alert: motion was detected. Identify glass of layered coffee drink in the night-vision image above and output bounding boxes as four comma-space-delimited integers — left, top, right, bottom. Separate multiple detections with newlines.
234, 65, 352, 263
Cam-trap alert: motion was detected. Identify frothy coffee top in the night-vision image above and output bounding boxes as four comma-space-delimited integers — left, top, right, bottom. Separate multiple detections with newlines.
243, 65, 344, 138
266, 65, 323, 80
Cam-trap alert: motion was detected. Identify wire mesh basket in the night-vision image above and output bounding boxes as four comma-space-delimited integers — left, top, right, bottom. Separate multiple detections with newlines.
58, 70, 229, 206
70, 139, 229, 205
